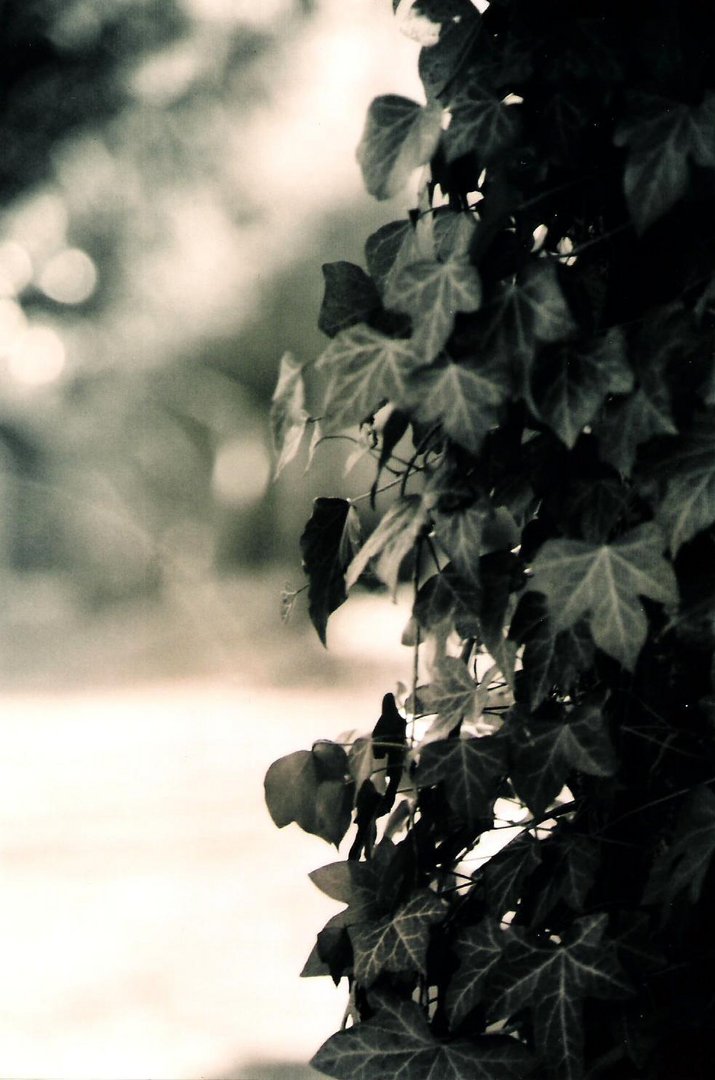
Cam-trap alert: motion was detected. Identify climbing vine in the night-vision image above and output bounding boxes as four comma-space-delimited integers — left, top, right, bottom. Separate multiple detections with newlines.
265, 2, 715, 1077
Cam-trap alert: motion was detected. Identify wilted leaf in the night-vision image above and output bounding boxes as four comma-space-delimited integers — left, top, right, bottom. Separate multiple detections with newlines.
527, 522, 678, 670
300, 497, 362, 644
493, 914, 632, 1079
386, 257, 482, 362
350, 888, 447, 985
312, 994, 533, 1080
346, 495, 428, 596
357, 94, 443, 200
319, 262, 382, 338
417, 734, 507, 827
317, 323, 420, 431
270, 351, 309, 479
264, 744, 352, 846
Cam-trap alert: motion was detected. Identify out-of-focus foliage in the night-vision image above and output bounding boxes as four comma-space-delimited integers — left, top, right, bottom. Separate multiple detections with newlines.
0, 0, 345, 624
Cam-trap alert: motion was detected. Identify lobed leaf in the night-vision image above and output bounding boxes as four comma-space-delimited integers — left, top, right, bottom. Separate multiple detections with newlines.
527, 522, 678, 670
319, 262, 382, 339
317, 323, 421, 432
417, 733, 507, 828
356, 94, 443, 201
346, 494, 429, 596
312, 994, 533, 1080
446, 917, 505, 1028
349, 888, 447, 985
386, 256, 482, 362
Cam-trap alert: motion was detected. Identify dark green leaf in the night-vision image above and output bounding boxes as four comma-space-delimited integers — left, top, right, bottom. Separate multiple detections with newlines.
417, 734, 507, 827
270, 351, 309, 479
419, 656, 482, 736
365, 220, 416, 296
312, 994, 533, 1080
402, 356, 510, 455
655, 414, 715, 553
445, 85, 521, 164
317, 323, 421, 432
264, 745, 352, 846
386, 257, 482, 363
532, 329, 632, 449
510, 592, 594, 709
319, 262, 382, 339
509, 703, 617, 817
615, 94, 704, 232
645, 785, 715, 909
481, 832, 542, 917
433, 500, 488, 585
300, 497, 362, 644
350, 888, 447, 985
346, 494, 429, 596
529, 834, 600, 924
446, 917, 505, 1027
357, 94, 443, 201
527, 523, 678, 670
493, 914, 632, 1079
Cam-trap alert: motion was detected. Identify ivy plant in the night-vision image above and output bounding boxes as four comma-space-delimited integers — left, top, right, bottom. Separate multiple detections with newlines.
265, 2, 715, 1077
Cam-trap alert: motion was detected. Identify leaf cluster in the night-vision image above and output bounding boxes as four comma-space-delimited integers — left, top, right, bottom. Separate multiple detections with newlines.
267, 2, 715, 1077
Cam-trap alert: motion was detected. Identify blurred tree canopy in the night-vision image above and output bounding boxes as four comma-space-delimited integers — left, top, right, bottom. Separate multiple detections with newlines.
0, 0, 339, 624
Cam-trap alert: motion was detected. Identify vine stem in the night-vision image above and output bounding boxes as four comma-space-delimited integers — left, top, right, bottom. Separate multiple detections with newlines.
410, 536, 423, 749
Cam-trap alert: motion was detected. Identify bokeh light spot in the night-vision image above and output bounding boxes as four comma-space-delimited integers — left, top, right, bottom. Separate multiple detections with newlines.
39, 248, 98, 305
0, 242, 33, 297
7, 326, 66, 386
212, 436, 271, 507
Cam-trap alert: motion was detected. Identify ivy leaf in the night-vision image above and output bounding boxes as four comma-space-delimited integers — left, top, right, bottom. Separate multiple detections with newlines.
510, 592, 593, 709
446, 917, 505, 1028
644, 785, 715, 909
445, 84, 521, 164
493, 915, 632, 1079
480, 832, 542, 917
417, 734, 507, 828
655, 414, 715, 553
479, 261, 575, 401
532, 329, 632, 449
509, 702, 617, 817
270, 351, 309, 479
412, 564, 482, 638
264, 744, 352, 846
477, 550, 521, 687
386, 257, 482, 362
300, 497, 361, 645
433, 500, 489, 585
595, 378, 676, 476
357, 94, 443, 201
529, 834, 600, 924
420, 656, 483, 736
417, 0, 482, 101
349, 888, 447, 985
527, 522, 678, 670
346, 495, 428, 597
402, 356, 510, 455
365, 220, 418, 297
312, 994, 534, 1080
615, 94, 709, 232
319, 262, 382, 339
317, 323, 419, 431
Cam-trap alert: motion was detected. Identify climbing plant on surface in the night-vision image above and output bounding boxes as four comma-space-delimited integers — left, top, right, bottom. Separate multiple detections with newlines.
265, 1, 715, 1077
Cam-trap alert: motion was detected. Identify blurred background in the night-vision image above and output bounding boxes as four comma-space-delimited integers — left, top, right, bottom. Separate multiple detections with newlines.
0, 1, 421, 1076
